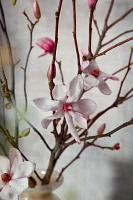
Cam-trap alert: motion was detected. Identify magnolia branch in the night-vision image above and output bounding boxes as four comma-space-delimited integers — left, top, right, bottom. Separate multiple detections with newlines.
64, 118, 133, 146
95, 37, 133, 58
72, 0, 81, 74
23, 11, 38, 112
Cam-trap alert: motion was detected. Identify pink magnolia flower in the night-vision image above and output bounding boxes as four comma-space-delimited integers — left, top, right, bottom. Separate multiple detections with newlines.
36, 37, 55, 58
33, 0, 41, 20
88, 0, 95, 9
33, 75, 97, 143
83, 60, 119, 95
0, 148, 35, 200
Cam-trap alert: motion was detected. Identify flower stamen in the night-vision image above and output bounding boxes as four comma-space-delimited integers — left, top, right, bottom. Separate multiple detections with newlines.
91, 69, 100, 77
1, 173, 11, 183
63, 104, 72, 112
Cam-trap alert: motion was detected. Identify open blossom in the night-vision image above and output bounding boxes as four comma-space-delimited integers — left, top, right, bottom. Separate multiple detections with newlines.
83, 60, 119, 95
33, 0, 41, 20
36, 37, 55, 58
33, 75, 97, 143
0, 148, 35, 200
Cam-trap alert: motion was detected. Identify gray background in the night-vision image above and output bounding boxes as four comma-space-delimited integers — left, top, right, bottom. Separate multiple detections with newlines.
0, 0, 133, 200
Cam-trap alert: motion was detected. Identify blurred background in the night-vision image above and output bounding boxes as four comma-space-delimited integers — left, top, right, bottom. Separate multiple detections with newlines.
0, 0, 133, 199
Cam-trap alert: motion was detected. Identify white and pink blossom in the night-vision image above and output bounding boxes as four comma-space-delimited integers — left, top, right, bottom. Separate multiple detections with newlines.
0, 148, 35, 200
36, 37, 55, 58
83, 60, 119, 95
33, 75, 97, 143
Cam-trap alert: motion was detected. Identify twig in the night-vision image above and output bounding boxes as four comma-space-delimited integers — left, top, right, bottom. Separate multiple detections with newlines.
108, 7, 133, 30
102, 30, 133, 47
94, 37, 133, 58
117, 48, 133, 98
92, 16, 100, 37
55, 59, 65, 84
72, 0, 81, 74
65, 118, 133, 146
23, 11, 38, 112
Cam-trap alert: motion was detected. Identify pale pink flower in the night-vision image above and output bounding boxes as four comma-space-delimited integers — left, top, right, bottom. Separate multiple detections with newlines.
47, 64, 56, 80
33, 0, 41, 19
33, 75, 97, 143
83, 60, 119, 95
36, 37, 55, 58
0, 148, 35, 200
88, 0, 95, 9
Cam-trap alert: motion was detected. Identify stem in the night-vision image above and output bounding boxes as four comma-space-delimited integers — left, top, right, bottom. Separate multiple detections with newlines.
72, 0, 81, 74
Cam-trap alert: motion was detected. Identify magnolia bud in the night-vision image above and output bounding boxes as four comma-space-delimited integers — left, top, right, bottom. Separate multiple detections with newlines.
97, 123, 106, 135
113, 143, 120, 150
33, 0, 41, 20
47, 64, 56, 80
88, 0, 95, 9
12, 0, 17, 6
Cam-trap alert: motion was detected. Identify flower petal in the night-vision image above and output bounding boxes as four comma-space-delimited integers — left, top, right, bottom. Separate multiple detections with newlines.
69, 111, 87, 129
81, 60, 89, 71
67, 75, 83, 103
12, 161, 35, 179
84, 75, 100, 88
99, 72, 119, 81
65, 112, 80, 143
9, 178, 28, 195
0, 183, 17, 200
38, 52, 48, 58
0, 156, 10, 174
9, 148, 23, 177
41, 110, 64, 128
33, 98, 62, 111
98, 80, 112, 95
72, 99, 97, 115
83, 60, 99, 74
52, 85, 67, 103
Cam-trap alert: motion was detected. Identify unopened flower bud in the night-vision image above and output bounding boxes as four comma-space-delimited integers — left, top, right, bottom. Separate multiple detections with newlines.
12, 0, 17, 6
88, 0, 95, 9
33, 0, 41, 20
97, 123, 106, 135
47, 64, 56, 80
113, 143, 120, 150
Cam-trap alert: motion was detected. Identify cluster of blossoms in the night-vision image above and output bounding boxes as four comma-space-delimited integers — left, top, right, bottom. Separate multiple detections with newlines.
34, 37, 119, 143
0, 148, 35, 200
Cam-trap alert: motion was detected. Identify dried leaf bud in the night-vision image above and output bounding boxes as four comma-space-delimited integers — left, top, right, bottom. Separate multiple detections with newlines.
113, 143, 120, 150
88, 0, 95, 9
33, 0, 41, 20
12, 0, 17, 6
47, 64, 56, 80
97, 123, 106, 135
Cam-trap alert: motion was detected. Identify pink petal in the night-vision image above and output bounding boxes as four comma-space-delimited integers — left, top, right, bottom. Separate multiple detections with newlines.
99, 72, 119, 81
69, 111, 87, 129
33, 98, 62, 111
81, 61, 89, 71
38, 52, 48, 58
52, 85, 67, 103
9, 148, 23, 177
67, 75, 83, 103
12, 161, 35, 180
83, 60, 99, 74
65, 112, 80, 143
81, 49, 87, 56
9, 178, 28, 195
0, 183, 17, 200
36, 42, 44, 49
98, 80, 112, 95
72, 99, 97, 116
84, 75, 100, 88
41, 110, 64, 128
0, 156, 10, 174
